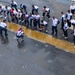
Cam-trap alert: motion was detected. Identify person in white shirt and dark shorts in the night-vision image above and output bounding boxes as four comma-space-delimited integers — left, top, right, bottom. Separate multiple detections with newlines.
70, 3, 75, 14
51, 16, 59, 36
66, 10, 72, 27
16, 28, 24, 42
61, 12, 65, 30
63, 20, 68, 39
42, 6, 50, 19
32, 5, 39, 15
71, 25, 75, 48
73, 26, 75, 48
0, 19, 8, 37
40, 20, 48, 33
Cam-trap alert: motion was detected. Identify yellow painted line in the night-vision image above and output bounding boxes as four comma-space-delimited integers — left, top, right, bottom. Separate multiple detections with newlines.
4, 21, 75, 54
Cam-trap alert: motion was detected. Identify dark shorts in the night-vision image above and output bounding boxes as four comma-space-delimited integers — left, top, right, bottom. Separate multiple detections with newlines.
16, 35, 23, 38
71, 9, 75, 14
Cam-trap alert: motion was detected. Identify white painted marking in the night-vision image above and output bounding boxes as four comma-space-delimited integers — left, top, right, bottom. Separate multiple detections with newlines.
22, 65, 27, 69
48, 60, 52, 63
22, 49, 26, 52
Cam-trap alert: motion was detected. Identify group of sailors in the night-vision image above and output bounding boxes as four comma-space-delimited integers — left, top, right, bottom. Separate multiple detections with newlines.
61, 2, 75, 47
0, 0, 51, 33
0, 0, 75, 47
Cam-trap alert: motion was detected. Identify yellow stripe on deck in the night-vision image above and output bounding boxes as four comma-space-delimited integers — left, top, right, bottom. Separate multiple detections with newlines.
6, 22, 75, 54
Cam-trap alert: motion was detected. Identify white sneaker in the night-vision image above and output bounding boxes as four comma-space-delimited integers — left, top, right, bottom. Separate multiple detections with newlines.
49, 18, 50, 20
46, 30, 48, 32
21, 39, 24, 42
74, 46, 75, 48
42, 16, 44, 18
65, 37, 68, 39
22, 20, 24, 22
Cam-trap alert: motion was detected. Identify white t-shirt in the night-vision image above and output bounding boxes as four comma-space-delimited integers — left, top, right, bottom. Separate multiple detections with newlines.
32, 15, 36, 19
7, 7, 11, 11
61, 14, 65, 21
16, 30, 23, 36
0, 22, 7, 28
43, 8, 50, 12
13, 10, 17, 15
64, 23, 68, 30
70, 5, 75, 10
35, 14, 40, 20
13, 1, 17, 5
71, 19, 75, 24
29, 15, 34, 19
25, 14, 29, 18
43, 21, 47, 25
2, 6, 6, 11
66, 13, 72, 20
34, 6, 39, 10
46, 8, 49, 12
52, 18, 58, 26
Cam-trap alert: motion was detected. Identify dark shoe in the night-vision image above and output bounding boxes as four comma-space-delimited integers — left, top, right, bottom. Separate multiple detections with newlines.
51, 32, 54, 35
21, 39, 24, 42
5, 34, 8, 36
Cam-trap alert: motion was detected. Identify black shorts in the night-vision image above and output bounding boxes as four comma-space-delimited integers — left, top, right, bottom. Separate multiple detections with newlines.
16, 35, 23, 38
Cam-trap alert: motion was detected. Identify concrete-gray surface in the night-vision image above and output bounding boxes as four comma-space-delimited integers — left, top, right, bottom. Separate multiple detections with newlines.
0, 31, 75, 75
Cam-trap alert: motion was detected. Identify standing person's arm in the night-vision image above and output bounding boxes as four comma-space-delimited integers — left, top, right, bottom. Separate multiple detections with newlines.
5, 23, 7, 29
71, 26, 75, 34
